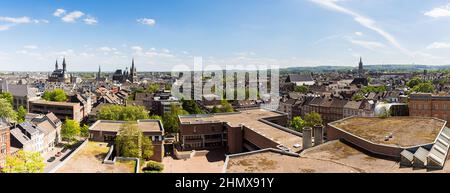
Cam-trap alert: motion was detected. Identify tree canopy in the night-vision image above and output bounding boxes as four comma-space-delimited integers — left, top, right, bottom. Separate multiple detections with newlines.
181, 99, 204, 114
115, 123, 154, 160
97, 105, 150, 121
2, 150, 45, 173
42, 89, 68, 102
163, 104, 189, 134
61, 119, 81, 142
304, 112, 323, 127
407, 77, 423, 88
0, 98, 17, 122
295, 85, 309, 94
17, 106, 27, 123
290, 116, 306, 132
411, 82, 435, 93
0, 92, 13, 105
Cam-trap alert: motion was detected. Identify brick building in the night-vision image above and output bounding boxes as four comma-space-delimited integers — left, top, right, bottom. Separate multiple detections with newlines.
0, 123, 10, 168
409, 93, 450, 124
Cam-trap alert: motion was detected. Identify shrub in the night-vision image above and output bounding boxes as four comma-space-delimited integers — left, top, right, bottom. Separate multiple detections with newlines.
142, 161, 164, 173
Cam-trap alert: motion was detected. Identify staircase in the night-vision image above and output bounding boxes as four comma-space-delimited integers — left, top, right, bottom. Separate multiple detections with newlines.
400, 127, 450, 170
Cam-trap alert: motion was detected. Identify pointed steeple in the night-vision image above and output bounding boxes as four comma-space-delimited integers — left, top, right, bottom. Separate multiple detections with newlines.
55, 60, 59, 70
62, 57, 67, 72
97, 65, 101, 81
358, 57, 364, 77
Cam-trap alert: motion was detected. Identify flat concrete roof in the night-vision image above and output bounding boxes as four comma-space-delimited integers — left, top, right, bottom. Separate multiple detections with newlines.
31, 100, 79, 107
329, 117, 446, 147
179, 109, 302, 152
225, 149, 359, 173
90, 120, 163, 133
301, 140, 450, 173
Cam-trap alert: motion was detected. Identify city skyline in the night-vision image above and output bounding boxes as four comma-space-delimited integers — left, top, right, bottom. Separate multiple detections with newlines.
2, 0, 450, 71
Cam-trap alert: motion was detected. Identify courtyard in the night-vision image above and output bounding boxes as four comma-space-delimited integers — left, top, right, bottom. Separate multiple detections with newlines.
56, 141, 136, 173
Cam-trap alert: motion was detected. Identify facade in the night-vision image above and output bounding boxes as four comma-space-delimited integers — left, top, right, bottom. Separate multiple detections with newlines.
88, 120, 165, 162
409, 93, 450, 124
10, 122, 45, 154
0, 123, 10, 168
48, 58, 71, 83
286, 74, 315, 86
29, 100, 84, 122
112, 59, 138, 83
28, 113, 63, 153
29, 94, 91, 123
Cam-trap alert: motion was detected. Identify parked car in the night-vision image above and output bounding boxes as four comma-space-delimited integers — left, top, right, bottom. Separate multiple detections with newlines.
47, 157, 56, 162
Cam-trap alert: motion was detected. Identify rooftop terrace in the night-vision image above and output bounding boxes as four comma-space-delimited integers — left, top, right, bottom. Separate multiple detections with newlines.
89, 120, 163, 133
329, 117, 446, 147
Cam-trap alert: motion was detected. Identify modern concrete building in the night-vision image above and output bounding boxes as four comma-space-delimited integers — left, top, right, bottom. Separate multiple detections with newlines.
88, 120, 165, 162
327, 116, 450, 169
29, 100, 84, 122
179, 108, 303, 154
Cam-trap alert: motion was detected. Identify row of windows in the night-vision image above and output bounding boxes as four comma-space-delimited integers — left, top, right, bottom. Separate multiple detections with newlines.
411, 103, 449, 111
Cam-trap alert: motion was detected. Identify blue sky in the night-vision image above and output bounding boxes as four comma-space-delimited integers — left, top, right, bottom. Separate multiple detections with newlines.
1, 0, 450, 71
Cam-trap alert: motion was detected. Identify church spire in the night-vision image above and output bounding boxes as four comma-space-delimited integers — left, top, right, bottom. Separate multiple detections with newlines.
358, 57, 364, 77
62, 57, 67, 72
55, 60, 59, 70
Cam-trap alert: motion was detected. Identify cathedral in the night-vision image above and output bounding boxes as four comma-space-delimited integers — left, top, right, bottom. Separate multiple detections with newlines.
48, 58, 71, 83
112, 59, 138, 83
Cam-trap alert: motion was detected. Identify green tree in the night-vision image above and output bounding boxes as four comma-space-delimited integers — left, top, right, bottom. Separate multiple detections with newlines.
290, 116, 306, 132
407, 77, 423, 88
295, 85, 309, 94
163, 104, 189, 134
0, 92, 13, 105
182, 99, 204, 114
42, 89, 68, 102
115, 123, 154, 160
351, 94, 365, 101
17, 106, 27, 123
304, 112, 323, 127
61, 119, 81, 142
411, 82, 435, 93
3, 150, 45, 173
147, 83, 160, 94
97, 105, 150, 121
211, 106, 220, 113
220, 100, 234, 113
0, 98, 17, 122
149, 115, 162, 121
80, 124, 90, 138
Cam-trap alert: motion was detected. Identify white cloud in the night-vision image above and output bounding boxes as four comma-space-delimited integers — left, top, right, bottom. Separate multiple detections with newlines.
137, 18, 156, 27
131, 46, 143, 52
0, 25, 11, 31
348, 38, 385, 50
425, 4, 450, 18
427, 42, 450, 49
97, 47, 117, 52
309, 0, 411, 56
0, 16, 33, 24
84, 16, 98, 25
54, 9, 66, 17
24, 45, 38, 50
62, 11, 85, 23
355, 31, 363, 36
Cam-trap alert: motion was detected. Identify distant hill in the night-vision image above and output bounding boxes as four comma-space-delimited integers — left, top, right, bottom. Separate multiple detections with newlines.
282, 64, 450, 73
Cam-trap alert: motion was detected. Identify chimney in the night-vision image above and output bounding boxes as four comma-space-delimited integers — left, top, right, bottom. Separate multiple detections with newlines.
302, 127, 313, 150
314, 125, 324, 146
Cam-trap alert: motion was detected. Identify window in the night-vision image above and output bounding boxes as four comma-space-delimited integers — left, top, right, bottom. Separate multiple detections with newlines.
1, 144, 6, 155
